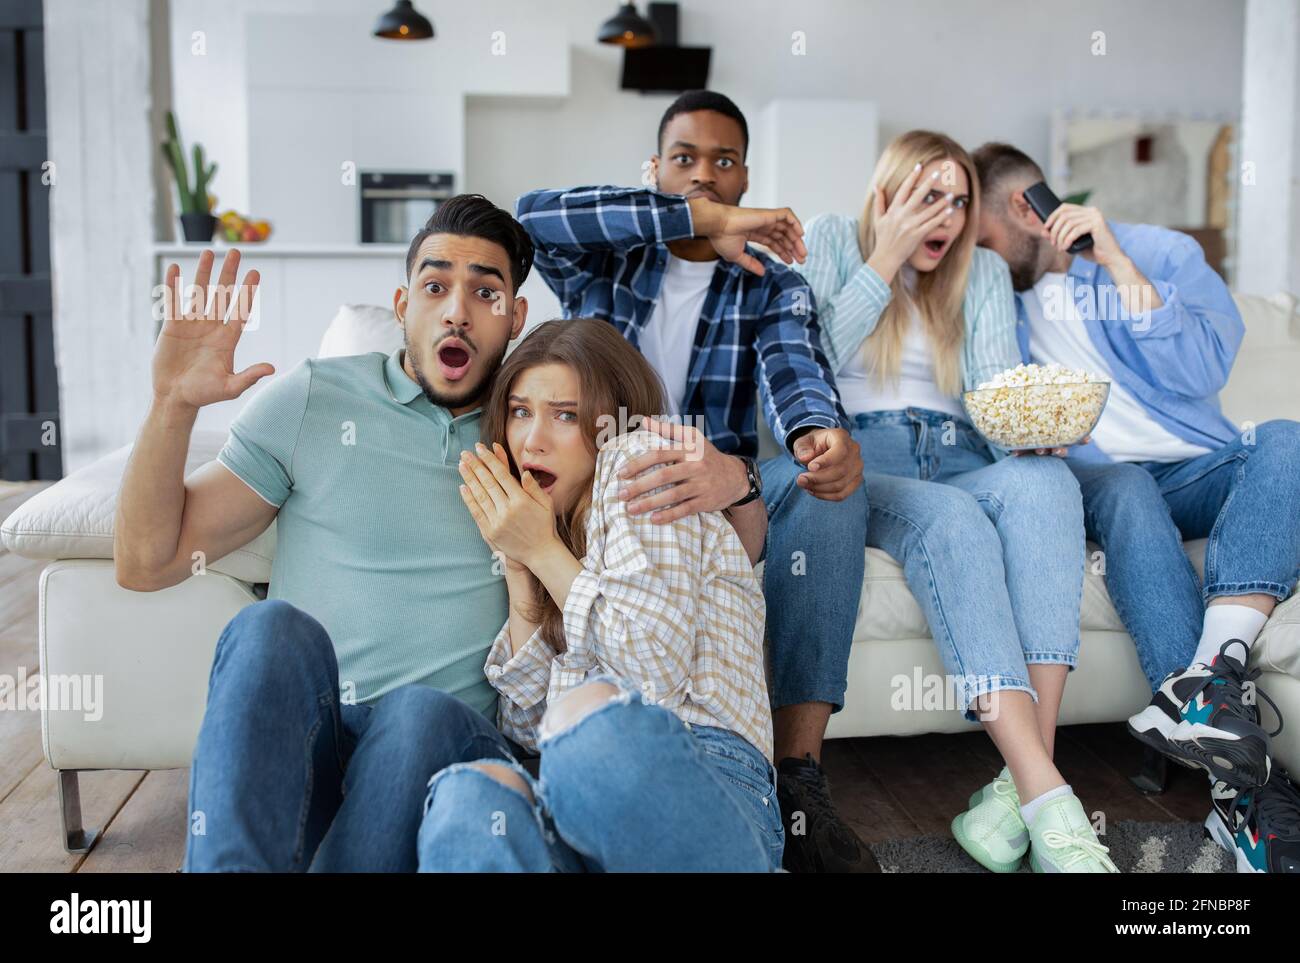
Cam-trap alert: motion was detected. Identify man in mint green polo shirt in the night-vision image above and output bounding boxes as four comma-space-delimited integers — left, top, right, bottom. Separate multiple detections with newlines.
113, 195, 533, 872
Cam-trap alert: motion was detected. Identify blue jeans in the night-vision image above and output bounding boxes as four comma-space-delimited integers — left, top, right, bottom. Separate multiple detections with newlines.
184, 599, 515, 872
759, 448, 869, 711
416, 679, 785, 872
1068, 419, 1300, 689
852, 409, 1086, 718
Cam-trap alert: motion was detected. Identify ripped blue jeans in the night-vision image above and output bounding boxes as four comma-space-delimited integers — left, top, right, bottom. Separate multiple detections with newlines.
416, 677, 784, 872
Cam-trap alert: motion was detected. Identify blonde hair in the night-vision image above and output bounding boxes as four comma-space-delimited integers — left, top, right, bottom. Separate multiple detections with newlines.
857, 130, 979, 397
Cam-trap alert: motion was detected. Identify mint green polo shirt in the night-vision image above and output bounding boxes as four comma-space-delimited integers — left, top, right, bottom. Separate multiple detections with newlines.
217, 349, 505, 715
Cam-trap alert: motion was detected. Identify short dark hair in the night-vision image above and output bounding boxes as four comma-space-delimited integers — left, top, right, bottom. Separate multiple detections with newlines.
405, 193, 534, 292
971, 142, 1045, 211
657, 89, 749, 160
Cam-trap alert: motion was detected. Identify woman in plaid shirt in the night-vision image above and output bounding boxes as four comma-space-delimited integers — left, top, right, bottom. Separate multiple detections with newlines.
416, 317, 783, 872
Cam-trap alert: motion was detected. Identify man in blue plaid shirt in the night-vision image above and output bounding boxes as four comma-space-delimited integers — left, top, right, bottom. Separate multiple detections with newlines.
517, 91, 878, 873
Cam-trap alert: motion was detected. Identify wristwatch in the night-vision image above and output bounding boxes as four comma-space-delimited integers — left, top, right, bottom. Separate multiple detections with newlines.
729, 455, 763, 507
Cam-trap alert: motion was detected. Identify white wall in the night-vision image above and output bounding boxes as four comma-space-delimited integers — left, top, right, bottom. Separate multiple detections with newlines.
168, 0, 570, 240
47, 0, 1249, 470
45, 0, 163, 472
465, 0, 1245, 220
1238, 0, 1300, 297
169, 0, 1245, 234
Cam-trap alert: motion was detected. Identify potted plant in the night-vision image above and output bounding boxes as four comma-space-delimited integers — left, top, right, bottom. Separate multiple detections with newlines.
161, 110, 218, 242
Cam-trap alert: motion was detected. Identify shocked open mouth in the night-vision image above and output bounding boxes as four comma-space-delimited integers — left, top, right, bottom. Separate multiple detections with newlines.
923, 239, 948, 257
523, 465, 558, 491
436, 342, 472, 381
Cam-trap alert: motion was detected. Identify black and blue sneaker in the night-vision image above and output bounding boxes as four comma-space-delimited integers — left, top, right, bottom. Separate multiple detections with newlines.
1128, 639, 1280, 788
1205, 771, 1300, 873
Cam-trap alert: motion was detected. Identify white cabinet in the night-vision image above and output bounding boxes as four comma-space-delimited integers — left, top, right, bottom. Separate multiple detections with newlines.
152, 241, 564, 435
153, 244, 409, 433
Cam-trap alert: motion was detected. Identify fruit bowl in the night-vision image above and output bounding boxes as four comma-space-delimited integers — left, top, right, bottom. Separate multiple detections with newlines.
963, 369, 1110, 451
218, 210, 272, 243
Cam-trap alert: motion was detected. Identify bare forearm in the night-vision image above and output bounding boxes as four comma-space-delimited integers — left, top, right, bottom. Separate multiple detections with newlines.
1106, 255, 1163, 317
723, 499, 767, 566
114, 398, 198, 580
504, 566, 544, 654
526, 541, 584, 615
688, 196, 724, 236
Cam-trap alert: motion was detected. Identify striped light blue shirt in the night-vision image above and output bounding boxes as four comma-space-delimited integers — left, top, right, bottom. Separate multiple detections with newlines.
794, 212, 1020, 394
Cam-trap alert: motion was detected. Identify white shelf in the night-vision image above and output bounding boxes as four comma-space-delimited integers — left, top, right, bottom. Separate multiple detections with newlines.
152, 242, 408, 258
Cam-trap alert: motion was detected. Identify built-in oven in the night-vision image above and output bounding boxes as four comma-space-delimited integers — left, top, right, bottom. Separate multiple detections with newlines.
359, 171, 455, 243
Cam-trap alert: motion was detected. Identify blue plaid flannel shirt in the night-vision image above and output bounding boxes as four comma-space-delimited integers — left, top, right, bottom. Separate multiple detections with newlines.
516, 185, 848, 458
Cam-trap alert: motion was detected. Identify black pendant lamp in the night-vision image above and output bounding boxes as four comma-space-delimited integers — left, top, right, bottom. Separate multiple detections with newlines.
597, 3, 657, 48
373, 1, 434, 41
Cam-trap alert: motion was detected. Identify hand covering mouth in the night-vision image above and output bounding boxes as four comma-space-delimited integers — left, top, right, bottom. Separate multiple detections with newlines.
523, 463, 558, 489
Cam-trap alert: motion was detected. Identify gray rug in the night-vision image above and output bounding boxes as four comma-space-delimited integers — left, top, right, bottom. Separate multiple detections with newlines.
870, 820, 1234, 873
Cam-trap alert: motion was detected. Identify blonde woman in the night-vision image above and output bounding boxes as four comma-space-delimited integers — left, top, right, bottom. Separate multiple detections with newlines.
797, 130, 1115, 873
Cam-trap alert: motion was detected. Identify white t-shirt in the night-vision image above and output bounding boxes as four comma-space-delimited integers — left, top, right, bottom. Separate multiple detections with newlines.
835, 302, 963, 418
638, 254, 716, 415
1025, 272, 1211, 462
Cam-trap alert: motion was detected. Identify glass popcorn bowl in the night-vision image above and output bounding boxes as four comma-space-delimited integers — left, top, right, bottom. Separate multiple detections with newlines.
962, 381, 1111, 451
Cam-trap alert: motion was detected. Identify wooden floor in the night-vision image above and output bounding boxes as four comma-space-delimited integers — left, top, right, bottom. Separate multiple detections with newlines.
0, 481, 1212, 872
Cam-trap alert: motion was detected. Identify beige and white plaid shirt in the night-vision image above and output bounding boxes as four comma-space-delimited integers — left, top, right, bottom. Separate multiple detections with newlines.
485, 429, 773, 760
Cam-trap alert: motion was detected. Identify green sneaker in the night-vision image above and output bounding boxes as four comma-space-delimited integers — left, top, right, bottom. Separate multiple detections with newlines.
952, 767, 1028, 873
967, 765, 1018, 811
1026, 792, 1120, 873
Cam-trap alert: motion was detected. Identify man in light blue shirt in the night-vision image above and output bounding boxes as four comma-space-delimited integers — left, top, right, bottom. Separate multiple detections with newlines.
975, 143, 1300, 873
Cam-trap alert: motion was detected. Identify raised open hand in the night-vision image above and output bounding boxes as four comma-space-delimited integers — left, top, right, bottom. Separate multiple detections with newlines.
866, 162, 956, 284
154, 249, 272, 412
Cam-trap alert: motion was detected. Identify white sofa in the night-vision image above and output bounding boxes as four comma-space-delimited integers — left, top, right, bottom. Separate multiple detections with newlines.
4, 295, 1300, 853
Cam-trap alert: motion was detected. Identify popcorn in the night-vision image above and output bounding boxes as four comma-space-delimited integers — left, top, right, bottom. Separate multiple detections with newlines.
963, 364, 1111, 450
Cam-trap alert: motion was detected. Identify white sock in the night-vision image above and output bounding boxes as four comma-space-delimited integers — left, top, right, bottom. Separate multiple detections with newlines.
1020, 783, 1073, 827
1192, 604, 1269, 667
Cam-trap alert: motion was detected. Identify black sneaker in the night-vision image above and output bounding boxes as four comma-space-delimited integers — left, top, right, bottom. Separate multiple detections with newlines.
1127, 639, 1280, 788
776, 754, 881, 873
1205, 771, 1300, 873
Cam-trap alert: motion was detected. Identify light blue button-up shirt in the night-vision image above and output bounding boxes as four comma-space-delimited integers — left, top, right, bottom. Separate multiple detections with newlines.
1015, 222, 1244, 463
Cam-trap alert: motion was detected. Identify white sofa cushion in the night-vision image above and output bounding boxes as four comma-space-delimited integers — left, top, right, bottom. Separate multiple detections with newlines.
1222, 292, 1300, 424
317, 303, 403, 359
762, 537, 1300, 675
1, 430, 276, 584
758, 541, 1208, 642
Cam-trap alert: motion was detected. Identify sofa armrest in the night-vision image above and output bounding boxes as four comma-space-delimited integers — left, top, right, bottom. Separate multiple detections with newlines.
40, 559, 258, 771
1, 429, 275, 584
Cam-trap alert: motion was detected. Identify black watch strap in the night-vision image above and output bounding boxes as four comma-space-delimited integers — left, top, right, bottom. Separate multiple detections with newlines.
729, 456, 762, 508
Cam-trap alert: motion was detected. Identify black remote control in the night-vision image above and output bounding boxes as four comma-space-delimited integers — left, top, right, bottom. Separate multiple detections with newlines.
1024, 181, 1094, 254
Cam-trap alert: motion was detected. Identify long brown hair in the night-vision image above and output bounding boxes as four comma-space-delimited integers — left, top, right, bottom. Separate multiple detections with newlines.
858, 130, 979, 397
479, 318, 666, 650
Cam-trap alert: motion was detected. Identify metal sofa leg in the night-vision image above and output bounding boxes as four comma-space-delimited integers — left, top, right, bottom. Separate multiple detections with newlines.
58, 770, 100, 854
1129, 745, 1168, 795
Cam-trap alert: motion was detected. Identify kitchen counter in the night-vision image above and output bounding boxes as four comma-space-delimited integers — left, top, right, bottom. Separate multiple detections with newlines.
152, 244, 409, 434
153, 241, 408, 258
